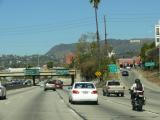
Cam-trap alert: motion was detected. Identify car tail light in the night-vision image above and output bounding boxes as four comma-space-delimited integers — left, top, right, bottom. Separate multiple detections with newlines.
72, 90, 79, 94
91, 90, 98, 94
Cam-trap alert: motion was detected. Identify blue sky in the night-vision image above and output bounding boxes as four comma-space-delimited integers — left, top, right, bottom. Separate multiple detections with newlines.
0, 0, 159, 55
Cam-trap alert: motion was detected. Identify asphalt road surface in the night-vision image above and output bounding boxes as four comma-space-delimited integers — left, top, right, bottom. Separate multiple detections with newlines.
0, 69, 160, 120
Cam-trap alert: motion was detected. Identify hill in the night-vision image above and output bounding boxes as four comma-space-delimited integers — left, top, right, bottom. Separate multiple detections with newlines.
45, 38, 154, 60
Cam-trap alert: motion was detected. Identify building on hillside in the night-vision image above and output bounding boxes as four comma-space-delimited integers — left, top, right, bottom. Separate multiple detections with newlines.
65, 52, 75, 64
155, 21, 160, 47
118, 56, 141, 68
132, 56, 141, 65
118, 58, 134, 67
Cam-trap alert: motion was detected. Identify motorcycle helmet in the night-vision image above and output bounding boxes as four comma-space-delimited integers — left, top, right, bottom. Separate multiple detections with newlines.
135, 79, 140, 83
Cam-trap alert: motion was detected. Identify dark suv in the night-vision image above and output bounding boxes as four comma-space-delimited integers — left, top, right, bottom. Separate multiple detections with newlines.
122, 71, 129, 76
55, 80, 63, 89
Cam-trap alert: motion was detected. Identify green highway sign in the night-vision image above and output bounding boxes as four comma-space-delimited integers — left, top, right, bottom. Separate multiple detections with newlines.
144, 62, 155, 67
25, 69, 40, 76
55, 69, 69, 75
108, 64, 118, 73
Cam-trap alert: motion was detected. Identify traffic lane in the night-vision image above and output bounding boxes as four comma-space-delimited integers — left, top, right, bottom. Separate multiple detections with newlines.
100, 90, 160, 115
0, 87, 82, 120
120, 69, 159, 99
6, 86, 37, 97
57, 87, 160, 120
121, 69, 160, 105
120, 73, 160, 114
132, 69, 160, 92
121, 73, 160, 102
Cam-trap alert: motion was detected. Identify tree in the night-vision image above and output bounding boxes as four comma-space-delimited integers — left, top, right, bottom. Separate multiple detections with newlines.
140, 42, 156, 62
47, 61, 54, 69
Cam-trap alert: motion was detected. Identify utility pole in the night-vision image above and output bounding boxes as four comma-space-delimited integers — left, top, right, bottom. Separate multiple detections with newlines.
104, 15, 108, 57
104, 15, 107, 45
37, 54, 39, 67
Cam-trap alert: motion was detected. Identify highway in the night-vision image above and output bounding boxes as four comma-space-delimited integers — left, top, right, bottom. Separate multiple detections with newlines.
0, 69, 160, 120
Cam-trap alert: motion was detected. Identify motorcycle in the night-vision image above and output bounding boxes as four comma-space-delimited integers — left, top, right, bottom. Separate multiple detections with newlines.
129, 89, 146, 111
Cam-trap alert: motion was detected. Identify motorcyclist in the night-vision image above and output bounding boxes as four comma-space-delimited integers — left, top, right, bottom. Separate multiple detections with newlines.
130, 79, 144, 100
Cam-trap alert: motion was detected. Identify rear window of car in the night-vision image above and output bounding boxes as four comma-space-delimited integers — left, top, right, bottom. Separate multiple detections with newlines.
74, 83, 95, 89
47, 81, 55, 84
108, 81, 120, 86
56, 80, 63, 84
123, 71, 128, 73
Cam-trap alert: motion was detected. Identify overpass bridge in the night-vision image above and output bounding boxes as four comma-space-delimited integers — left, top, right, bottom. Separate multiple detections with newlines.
0, 69, 76, 86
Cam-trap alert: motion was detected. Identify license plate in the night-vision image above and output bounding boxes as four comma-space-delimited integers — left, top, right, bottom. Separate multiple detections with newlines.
82, 91, 88, 94
139, 95, 143, 97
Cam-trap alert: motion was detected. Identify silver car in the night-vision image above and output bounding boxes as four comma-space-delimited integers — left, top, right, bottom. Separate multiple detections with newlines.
44, 80, 56, 91
0, 85, 7, 99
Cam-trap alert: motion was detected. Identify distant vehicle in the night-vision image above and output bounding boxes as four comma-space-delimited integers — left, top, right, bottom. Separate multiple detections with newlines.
69, 82, 98, 104
102, 80, 125, 97
44, 80, 56, 91
122, 71, 129, 76
23, 80, 32, 86
38, 81, 45, 87
55, 80, 63, 89
126, 66, 131, 69
6, 68, 25, 72
0, 85, 6, 99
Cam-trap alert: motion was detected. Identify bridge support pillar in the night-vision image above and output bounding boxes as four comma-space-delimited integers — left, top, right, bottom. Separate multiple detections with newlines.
32, 76, 36, 86
71, 75, 74, 86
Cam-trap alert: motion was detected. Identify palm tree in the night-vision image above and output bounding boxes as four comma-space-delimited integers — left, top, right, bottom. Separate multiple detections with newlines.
89, 0, 101, 69
89, 0, 100, 48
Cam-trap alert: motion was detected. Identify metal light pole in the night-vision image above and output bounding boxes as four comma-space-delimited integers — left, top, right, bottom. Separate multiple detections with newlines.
37, 54, 40, 67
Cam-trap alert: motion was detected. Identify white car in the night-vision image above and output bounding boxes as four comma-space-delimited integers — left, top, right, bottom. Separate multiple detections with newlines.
0, 85, 7, 99
44, 80, 56, 91
69, 82, 98, 104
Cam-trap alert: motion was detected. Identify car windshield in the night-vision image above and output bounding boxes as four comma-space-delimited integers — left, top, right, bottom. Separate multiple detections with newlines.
108, 82, 120, 86
74, 83, 95, 89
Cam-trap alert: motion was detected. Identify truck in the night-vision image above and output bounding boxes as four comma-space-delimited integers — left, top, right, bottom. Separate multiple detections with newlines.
102, 80, 125, 97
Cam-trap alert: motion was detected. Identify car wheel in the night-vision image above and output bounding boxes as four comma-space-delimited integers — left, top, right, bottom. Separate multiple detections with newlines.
94, 100, 98, 105
103, 91, 106, 96
107, 93, 110, 97
70, 99, 75, 104
132, 105, 135, 110
3, 95, 6, 99
121, 93, 124, 97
